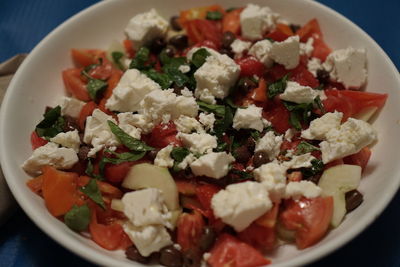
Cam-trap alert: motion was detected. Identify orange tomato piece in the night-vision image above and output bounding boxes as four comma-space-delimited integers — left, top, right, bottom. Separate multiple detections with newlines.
250, 78, 267, 102
179, 5, 225, 26
71, 49, 106, 67
26, 175, 44, 196
222, 8, 243, 35
62, 68, 91, 102
276, 23, 294, 36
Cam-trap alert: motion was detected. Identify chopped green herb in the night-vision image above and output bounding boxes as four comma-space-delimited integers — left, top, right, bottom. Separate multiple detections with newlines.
163, 58, 193, 88
230, 169, 254, 180
129, 47, 151, 70
226, 7, 237, 12
142, 69, 173, 89
314, 95, 326, 114
108, 121, 153, 152
214, 106, 234, 137
224, 97, 239, 109
86, 78, 108, 100
314, 84, 324, 90
35, 106, 65, 139
85, 160, 103, 180
296, 141, 320, 155
170, 147, 191, 171
215, 141, 228, 152
64, 204, 91, 232
111, 51, 125, 70
80, 179, 105, 209
283, 101, 316, 131
268, 74, 289, 99
301, 159, 324, 178
265, 37, 276, 43
250, 130, 261, 141
197, 101, 226, 118
206, 11, 223, 20
191, 48, 211, 69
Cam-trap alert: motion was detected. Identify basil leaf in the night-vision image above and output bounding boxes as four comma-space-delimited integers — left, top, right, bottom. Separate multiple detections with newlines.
112, 51, 125, 70
224, 97, 239, 109
314, 95, 326, 114
230, 169, 254, 180
301, 159, 324, 178
289, 112, 302, 131
80, 179, 105, 209
108, 121, 153, 152
283, 101, 316, 131
129, 47, 151, 70
191, 48, 211, 69
171, 147, 190, 162
268, 74, 289, 99
206, 11, 223, 20
64, 204, 90, 232
250, 130, 261, 141
214, 106, 233, 137
87, 78, 108, 100
296, 141, 320, 155
85, 160, 103, 180
142, 69, 173, 89
197, 101, 226, 118
215, 141, 228, 152
35, 106, 65, 139
226, 7, 237, 12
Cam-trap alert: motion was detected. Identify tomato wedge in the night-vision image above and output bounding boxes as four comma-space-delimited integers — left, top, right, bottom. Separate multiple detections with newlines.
185, 19, 222, 48
177, 211, 205, 252
296, 19, 331, 61
71, 49, 105, 67
180, 5, 225, 26
62, 68, 91, 102
343, 146, 371, 171
222, 8, 243, 35
30, 131, 48, 150
148, 121, 182, 148
236, 57, 265, 78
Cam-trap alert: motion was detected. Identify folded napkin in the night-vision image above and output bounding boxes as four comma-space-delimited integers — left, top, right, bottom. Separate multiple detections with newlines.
0, 54, 27, 225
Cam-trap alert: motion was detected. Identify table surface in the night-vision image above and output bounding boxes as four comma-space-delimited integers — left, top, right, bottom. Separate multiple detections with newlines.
0, 0, 399, 266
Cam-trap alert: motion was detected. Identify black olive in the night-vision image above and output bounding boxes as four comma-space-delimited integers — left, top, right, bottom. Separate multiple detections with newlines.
345, 189, 364, 212
183, 248, 202, 267
219, 48, 234, 58
221, 31, 236, 48
170, 15, 182, 31
237, 77, 258, 94
253, 151, 270, 168
234, 146, 252, 163
164, 45, 177, 57
77, 145, 91, 161
245, 137, 256, 153
63, 115, 79, 132
125, 246, 150, 264
316, 69, 330, 85
159, 245, 183, 267
169, 34, 189, 50
199, 226, 217, 251
306, 174, 322, 185
148, 149, 160, 161
150, 37, 167, 54
289, 24, 301, 34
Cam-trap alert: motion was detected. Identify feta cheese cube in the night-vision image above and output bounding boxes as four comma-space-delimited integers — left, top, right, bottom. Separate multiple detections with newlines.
248, 39, 273, 67
233, 105, 265, 132
301, 111, 343, 140
174, 94, 199, 118
122, 188, 172, 228
120, 113, 154, 134
320, 118, 377, 163
190, 152, 235, 179
50, 130, 81, 152
194, 52, 240, 104
240, 4, 278, 40
255, 131, 283, 161
282, 153, 316, 169
307, 57, 322, 76
280, 81, 326, 104
117, 112, 142, 139
284, 128, 296, 142
198, 112, 216, 131
270, 36, 300, 70
178, 132, 217, 154
57, 96, 85, 119
300, 37, 314, 57
177, 153, 197, 170
211, 181, 272, 231
253, 162, 287, 202
230, 39, 252, 58
285, 181, 322, 200
323, 47, 367, 89
83, 109, 120, 157
22, 142, 78, 175
124, 9, 168, 50
123, 223, 172, 257
174, 115, 204, 134
106, 69, 161, 112
154, 145, 174, 168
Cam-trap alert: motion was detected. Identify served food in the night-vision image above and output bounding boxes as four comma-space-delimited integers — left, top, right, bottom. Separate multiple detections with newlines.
22, 3, 388, 266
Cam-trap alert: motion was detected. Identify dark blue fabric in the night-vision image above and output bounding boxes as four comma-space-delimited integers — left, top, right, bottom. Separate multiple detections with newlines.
0, 0, 399, 266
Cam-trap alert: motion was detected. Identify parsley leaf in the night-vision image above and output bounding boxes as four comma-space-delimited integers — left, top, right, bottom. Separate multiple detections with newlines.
191, 48, 211, 69
80, 179, 105, 209
108, 121, 153, 152
268, 74, 289, 99
197, 101, 226, 118
35, 106, 65, 139
296, 141, 320, 155
64, 204, 91, 232
129, 47, 151, 70
301, 159, 324, 178
111, 51, 125, 70
206, 11, 223, 20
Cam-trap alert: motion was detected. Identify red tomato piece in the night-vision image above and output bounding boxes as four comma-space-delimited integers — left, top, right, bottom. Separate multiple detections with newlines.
280, 197, 333, 249
104, 161, 135, 184
177, 211, 205, 252
238, 223, 276, 251
262, 98, 291, 134
312, 35, 332, 61
175, 180, 198, 196
62, 68, 91, 102
26, 175, 44, 196
291, 65, 320, 88
123, 39, 135, 58
222, 8, 243, 35
236, 57, 265, 77
185, 19, 222, 48
255, 203, 280, 228
71, 49, 106, 67
343, 146, 371, 171
30, 131, 48, 150
88, 57, 113, 80
78, 101, 97, 130
266, 29, 290, 42
296, 19, 323, 42
148, 121, 181, 148
250, 78, 267, 103
195, 183, 221, 218
180, 5, 225, 26
208, 234, 271, 267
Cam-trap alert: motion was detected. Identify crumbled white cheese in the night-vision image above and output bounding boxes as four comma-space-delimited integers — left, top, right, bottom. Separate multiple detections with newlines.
124, 9, 168, 50
117, 112, 142, 139
248, 39, 274, 67
174, 115, 204, 133
177, 153, 197, 170
253, 162, 287, 202
154, 145, 174, 168
240, 4, 279, 40
255, 131, 283, 161
300, 37, 314, 57
57, 96, 85, 119
22, 142, 78, 175
307, 57, 322, 77
211, 181, 272, 231
233, 105, 265, 132
282, 153, 316, 169
50, 130, 81, 152
285, 181, 322, 200
284, 128, 296, 142
186, 46, 219, 61
280, 81, 326, 104
230, 39, 252, 58
106, 69, 161, 112
120, 113, 154, 134
178, 132, 217, 154
178, 65, 191, 74
301, 111, 343, 140
270, 36, 300, 70
180, 87, 194, 97
190, 152, 235, 179
323, 47, 367, 89
198, 113, 216, 131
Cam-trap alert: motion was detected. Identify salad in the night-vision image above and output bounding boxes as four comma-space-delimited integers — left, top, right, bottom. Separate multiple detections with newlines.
22, 3, 388, 267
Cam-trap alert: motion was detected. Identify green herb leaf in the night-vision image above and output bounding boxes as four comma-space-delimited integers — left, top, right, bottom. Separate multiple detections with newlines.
250, 130, 261, 141
108, 121, 153, 152
99, 150, 146, 176
314, 84, 324, 90
215, 141, 228, 152
80, 179, 105, 209
206, 11, 223, 20
314, 95, 326, 114
64, 204, 91, 232
85, 160, 103, 180
142, 69, 173, 89
283, 101, 316, 131
289, 112, 302, 130
35, 106, 65, 139
230, 169, 254, 180
301, 159, 324, 178
87, 78, 108, 100
214, 106, 233, 137
197, 101, 226, 118
129, 47, 151, 70
163, 57, 192, 88
296, 141, 320, 155
112, 51, 125, 70
268, 74, 289, 99
226, 7, 237, 12
171, 147, 190, 162
191, 48, 211, 69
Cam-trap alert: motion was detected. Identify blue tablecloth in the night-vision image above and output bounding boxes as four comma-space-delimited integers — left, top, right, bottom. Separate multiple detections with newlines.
0, 0, 399, 266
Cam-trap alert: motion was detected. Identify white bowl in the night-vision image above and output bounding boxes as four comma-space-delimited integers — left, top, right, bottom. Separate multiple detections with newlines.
1, 0, 399, 266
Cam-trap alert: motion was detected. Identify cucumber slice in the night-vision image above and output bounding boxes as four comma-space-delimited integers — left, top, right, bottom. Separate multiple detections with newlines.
353, 106, 378, 122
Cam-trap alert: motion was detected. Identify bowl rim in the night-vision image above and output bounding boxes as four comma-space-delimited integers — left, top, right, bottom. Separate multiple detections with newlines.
1, 0, 400, 266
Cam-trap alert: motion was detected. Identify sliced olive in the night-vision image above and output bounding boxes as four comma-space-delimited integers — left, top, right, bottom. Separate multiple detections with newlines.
150, 37, 167, 54
199, 226, 217, 251
345, 189, 363, 212
170, 15, 182, 31
253, 151, 270, 168
125, 246, 150, 264
245, 136, 256, 153
159, 245, 183, 267
221, 31, 236, 48
147, 149, 159, 161
164, 45, 177, 58
219, 48, 234, 58
316, 69, 330, 85
237, 77, 258, 94
169, 34, 189, 50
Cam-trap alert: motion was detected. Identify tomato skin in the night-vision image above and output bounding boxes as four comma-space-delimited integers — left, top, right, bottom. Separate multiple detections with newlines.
26, 175, 44, 196
208, 234, 271, 267
291, 65, 320, 88
62, 68, 91, 102
78, 101, 97, 130
343, 146, 371, 171
180, 5, 225, 26
123, 39, 135, 58
296, 19, 331, 61
30, 131, 48, 150
148, 121, 181, 148
186, 19, 222, 48
236, 57, 265, 77
88, 57, 113, 80
280, 197, 333, 249
104, 161, 135, 184
238, 223, 276, 252
266, 29, 290, 42
263, 98, 291, 134
177, 211, 205, 252
312, 35, 332, 61
71, 49, 105, 67
176, 180, 197, 196
222, 8, 242, 35
195, 183, 221, 218
249, 78, 267, 103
